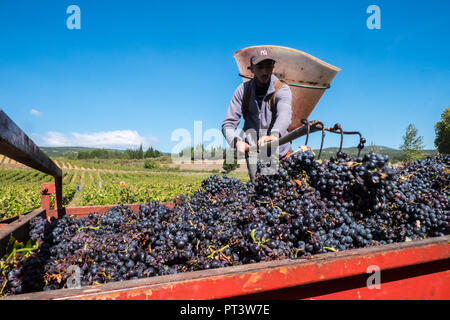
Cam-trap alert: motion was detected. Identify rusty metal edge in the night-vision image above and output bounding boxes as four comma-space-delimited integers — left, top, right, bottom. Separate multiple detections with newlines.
0, 209, 38, 225
43, 202, 175, 219
0, 209, 46, 256
0, 110, 61, 177
2, 234, 448, 300
0, 203, 174, 232
0, 216, 20, 225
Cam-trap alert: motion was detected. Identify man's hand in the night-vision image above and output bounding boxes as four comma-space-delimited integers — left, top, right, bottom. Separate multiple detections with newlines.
236, 140, 250, 153
257, 135, 278, 147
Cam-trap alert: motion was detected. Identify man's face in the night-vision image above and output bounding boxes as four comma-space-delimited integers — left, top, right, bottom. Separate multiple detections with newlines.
251, 59, 275, 84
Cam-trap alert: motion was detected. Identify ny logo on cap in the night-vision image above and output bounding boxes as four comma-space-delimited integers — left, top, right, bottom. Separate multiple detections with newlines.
260, 49, 267, 56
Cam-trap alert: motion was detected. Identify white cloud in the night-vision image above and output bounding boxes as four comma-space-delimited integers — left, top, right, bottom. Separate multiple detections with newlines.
30, 109, 42, 116
146, 135, 159, 145
35, 132, 71, 146
34, 130, 155, 149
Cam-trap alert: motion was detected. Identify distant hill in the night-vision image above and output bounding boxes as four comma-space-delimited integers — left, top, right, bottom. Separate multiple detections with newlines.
39, 146, 120, 157
39, 146, 170, 158
39, 145, 438, 162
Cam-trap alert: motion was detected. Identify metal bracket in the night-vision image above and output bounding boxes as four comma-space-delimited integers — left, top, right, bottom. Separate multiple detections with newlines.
0, 109, 63, 216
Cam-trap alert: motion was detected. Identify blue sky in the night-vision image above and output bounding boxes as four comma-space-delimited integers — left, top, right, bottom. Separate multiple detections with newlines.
0, 0, 449, 153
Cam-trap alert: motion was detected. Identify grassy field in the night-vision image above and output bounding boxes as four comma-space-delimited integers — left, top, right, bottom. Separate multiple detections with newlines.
0, 144, 440, 220
0, 156, 248, 220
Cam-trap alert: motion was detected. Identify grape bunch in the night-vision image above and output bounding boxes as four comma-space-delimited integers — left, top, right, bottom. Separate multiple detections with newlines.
0, 152, 448, 296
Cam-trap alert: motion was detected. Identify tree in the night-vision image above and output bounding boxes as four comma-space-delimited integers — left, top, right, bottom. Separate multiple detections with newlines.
145, 146, 155, 158
222, 157, 239, 173
400, 124, 425, 161
434, 107, 450, 154
137, 144, 144, 159
222, 149, 240, 173
145, 146, 161, 158
124, 148, 136, 159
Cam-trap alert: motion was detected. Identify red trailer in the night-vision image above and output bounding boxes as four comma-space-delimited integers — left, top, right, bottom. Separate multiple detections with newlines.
1, 109, 449, 300
1, 206, 449, 300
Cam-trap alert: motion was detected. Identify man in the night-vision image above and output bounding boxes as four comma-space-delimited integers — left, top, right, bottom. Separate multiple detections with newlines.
222, 47, 293, 179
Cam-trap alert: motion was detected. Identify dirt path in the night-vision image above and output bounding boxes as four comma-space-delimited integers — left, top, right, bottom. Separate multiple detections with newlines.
68, 171, 86, 207
70, 171, 78, 184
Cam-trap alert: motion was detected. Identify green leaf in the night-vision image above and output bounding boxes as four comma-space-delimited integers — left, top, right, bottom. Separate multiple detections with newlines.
4, 237, 39, 262
25, 239, 33, 249
5, 236, 15, 258
13, 241, 23, 251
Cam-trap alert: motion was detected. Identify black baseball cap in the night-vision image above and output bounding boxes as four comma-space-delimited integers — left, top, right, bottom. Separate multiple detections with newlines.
250, 47, 277, 65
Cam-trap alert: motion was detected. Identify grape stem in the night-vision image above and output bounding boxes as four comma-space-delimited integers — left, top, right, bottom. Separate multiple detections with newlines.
251, 229, 268, 247
0, 277, 7, 296
77, 225, 101, 232
207, 244, 230, 259
187, 202, 195, 214
294, 248, 304, 258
